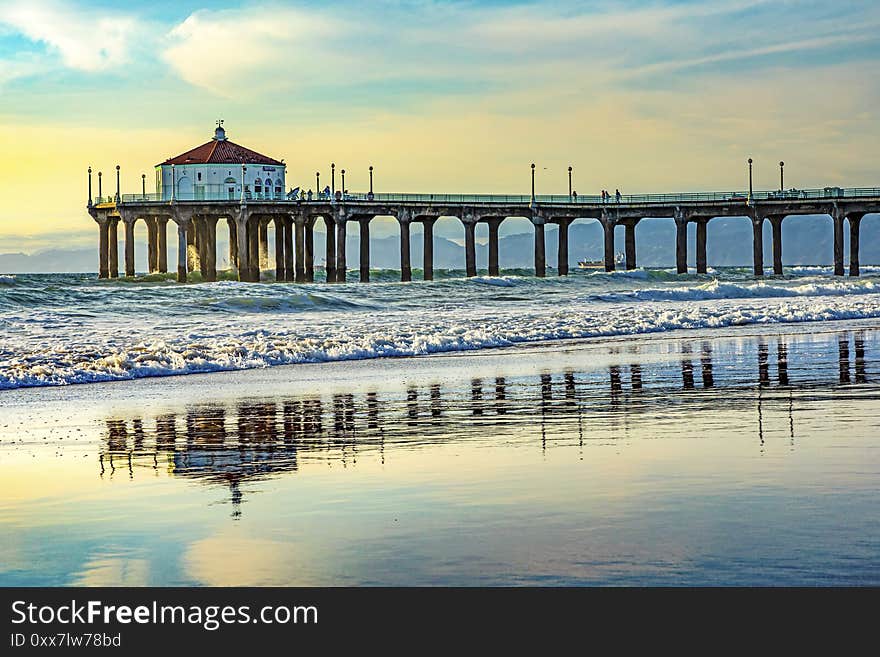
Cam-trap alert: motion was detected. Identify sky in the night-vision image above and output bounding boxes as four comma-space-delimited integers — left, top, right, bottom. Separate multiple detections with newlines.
1, 0, 879, 251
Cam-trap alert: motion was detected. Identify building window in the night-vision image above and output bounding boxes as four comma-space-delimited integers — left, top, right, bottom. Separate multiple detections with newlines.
197, 172, 202, 181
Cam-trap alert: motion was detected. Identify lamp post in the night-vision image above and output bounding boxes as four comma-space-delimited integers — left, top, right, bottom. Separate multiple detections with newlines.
779, 161, 784, 191
369, 166, 374, 195
331, 163, 336, 196
115, 165, 120, 202
748, 157, 753, 201
240, 164, 246, 203
568, 166, 573, 199
142, 173, 146, 198
98, 171, 103, 200
88, 167, 93, 206
531, 163, 536, 202
341, 169, 345, 198
316, 171, 320, 197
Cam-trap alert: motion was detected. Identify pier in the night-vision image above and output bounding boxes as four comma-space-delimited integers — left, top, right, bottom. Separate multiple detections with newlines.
88, 174, 879, 283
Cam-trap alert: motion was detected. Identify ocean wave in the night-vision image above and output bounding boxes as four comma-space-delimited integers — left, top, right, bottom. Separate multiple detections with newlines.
470, 276, 521, 287
0, 275, 15, 286
595, 278, 880, 302
4, 294, 880, 389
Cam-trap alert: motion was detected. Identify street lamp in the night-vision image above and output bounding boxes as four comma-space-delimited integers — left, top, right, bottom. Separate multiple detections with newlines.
98, 171, 103, 199
316, 171, 320, 196
779, 161, 785, 191
369, 166, 374, 195
88, 167, 93, 206
568, 166, 573, 199
331, 163, 336, 196
748, 157, 753, 200
531, 163, 536, 201
341, 169, 345, 197
115, 165, 120, 202
141, 173, 146, 198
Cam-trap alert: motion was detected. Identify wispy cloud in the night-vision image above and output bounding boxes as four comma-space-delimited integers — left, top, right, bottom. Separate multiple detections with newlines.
0, 0, 135, 72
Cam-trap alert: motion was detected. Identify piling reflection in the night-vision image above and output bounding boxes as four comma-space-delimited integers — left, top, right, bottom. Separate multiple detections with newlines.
98, 332, 874, 516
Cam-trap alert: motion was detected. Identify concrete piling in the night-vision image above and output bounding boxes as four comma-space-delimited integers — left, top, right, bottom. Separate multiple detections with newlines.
557, 219, 569, 276
422, 218, 434, 281
534, 222, 545, 277
283, 217, 294, 281
488, 219, 500, 277
603, 221, 616, 273
359, 217, 371, 282
770, 216, 783, 275
108, 218, 119, 278
625, 222, 637, 271
849, 214, 862, 277
695, 220, 707, 274
752, 216, 764, 277
675, 217, 687, 274
400, 219, 412, 282
464, 222, 476, 278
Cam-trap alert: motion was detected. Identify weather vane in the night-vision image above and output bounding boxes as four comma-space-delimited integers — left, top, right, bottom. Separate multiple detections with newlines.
216, 119, 224, 128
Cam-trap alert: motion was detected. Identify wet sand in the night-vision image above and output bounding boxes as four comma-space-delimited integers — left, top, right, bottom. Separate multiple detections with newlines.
1, 320, 879, 585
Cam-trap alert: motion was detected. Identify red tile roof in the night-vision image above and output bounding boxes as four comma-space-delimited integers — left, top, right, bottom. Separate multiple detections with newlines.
158, 139, 284, 167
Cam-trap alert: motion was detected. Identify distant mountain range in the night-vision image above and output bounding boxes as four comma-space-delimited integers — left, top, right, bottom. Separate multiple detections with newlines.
2, 216, 876, 273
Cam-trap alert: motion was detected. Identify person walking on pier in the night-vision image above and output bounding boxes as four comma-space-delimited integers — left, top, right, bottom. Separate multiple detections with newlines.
615, 189, 621, 203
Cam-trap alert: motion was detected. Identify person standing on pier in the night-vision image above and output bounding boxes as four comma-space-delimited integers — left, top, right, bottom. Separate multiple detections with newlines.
616, 189, 621, 203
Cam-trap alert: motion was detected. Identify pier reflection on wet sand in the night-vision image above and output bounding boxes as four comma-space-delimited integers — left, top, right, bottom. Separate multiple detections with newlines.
98, 330, 876, 517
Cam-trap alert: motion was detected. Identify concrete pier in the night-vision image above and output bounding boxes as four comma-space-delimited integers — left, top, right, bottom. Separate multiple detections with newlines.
488, 219, 501, 277
422, 218, 434, 281
534, 221, 546, 277
625, 222, 637, 271
90, 184, 880, 284
695, 220, 707, 274
557, 219, 569, 276
464, 221, 476, 277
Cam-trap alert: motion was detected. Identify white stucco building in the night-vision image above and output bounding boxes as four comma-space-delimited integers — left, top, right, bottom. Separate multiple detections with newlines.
156, 123, 286, 201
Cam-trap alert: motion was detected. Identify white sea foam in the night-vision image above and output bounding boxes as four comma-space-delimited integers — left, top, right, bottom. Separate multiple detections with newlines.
597, 278, 880, 302
471, 276, 520, 287
3, 269, 880, 389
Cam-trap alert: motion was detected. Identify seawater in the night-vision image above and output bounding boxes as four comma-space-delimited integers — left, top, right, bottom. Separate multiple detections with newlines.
3, 266, 880, 388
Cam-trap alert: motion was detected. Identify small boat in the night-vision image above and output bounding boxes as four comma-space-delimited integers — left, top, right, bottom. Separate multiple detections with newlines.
578, 252, 625, 269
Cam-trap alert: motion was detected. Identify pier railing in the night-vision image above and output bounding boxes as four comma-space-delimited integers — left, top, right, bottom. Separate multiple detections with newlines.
96, 186, 880, 207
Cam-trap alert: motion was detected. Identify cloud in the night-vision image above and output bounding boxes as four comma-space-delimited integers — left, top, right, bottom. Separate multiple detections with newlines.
163, 7, 347, 96
0, 0, 135, 72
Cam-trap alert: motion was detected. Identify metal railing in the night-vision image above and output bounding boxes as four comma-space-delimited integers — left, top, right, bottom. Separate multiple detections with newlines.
94, 186, 880, 207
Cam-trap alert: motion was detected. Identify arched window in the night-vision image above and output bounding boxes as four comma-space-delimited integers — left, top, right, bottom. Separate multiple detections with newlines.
265, 179, 273, 198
